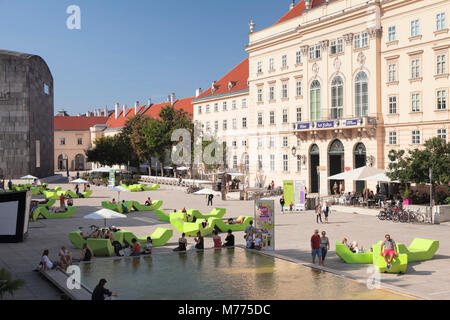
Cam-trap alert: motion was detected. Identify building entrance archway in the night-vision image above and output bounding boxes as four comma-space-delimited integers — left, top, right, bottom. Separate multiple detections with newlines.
354, 143, 367, 193
58, 154, 68, 171
328, 140, 344, 195
309, 144, 320, 194
75, 154, 85, 171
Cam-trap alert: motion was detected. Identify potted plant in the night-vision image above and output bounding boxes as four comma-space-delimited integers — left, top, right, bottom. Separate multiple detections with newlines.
403, 189, 412, 205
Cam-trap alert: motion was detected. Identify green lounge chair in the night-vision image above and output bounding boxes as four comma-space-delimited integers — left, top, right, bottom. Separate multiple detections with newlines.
65, 190, 79, 199
87, 239, 115, 257
69, 230, 87, 249
122, 228, 173, 247
397, 238, 439, 262
132, 200, 163, 212
335, 242, 373, 264
101, 201, 133, 214
38, 199, 56, 209
82, 189, 93, 198
54, 187, 62, 191
154, 209, 170, 222
213, 216, 254, 233
191, 208, 226, 220
35, 206, 77, 220
372, 243, 408, 274
32, 208, 42, 222
170, 213, 216, 237
142, 184, 160, 191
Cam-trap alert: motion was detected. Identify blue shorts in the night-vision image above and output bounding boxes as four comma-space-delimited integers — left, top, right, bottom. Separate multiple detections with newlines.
312, 249, 322, 258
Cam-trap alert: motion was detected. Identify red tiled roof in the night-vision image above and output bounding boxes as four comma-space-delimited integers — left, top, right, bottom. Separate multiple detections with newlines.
195, 58, 249, 100
275, 0, 328, 24
106, 105, 149, 129
54, 116, 108, 131
143, 98, 194, 119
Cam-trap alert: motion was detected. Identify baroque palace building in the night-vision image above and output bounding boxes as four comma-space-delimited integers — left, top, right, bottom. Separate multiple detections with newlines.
194, 0, 449, 195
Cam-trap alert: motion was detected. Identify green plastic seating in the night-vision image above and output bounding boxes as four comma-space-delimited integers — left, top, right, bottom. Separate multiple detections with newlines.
190, 208, 226, 220
335, 242, 373, 264
33, 206, 77, 221
170, 212, 216, 237
69, 230, 86, 249
101, 201, 134, 214
132, 200, 163, 212
87, 239, 115, 257
82, 189, 93, 198
372, 242, 408, 274
38, 199, 56, 209
122, 228, 173, 247
397, 238, 439, 262
154, 209, 170, 222
213, 216, 254, 233
142, 184, 160, 191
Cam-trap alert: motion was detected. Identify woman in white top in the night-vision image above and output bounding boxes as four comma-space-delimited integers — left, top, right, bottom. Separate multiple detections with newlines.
320, 231, 330, 261
41, 249, 55, 271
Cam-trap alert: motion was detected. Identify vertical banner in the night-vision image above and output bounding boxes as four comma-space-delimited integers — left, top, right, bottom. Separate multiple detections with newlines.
283, 180, 293, 212
254, 200, 275, 251
294, 180, 306, 211
108, 169, 115, 187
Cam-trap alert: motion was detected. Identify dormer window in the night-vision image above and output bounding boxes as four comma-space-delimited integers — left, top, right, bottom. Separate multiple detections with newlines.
228, 81, 233, 90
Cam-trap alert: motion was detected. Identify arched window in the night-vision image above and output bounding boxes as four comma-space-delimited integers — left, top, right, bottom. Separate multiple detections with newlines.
329, 140, 344, 155
331, 76, 344, 119
355, 71, 368, 117
310, 80, 321, 121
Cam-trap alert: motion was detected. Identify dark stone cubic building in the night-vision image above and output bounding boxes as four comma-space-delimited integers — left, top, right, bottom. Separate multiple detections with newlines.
0, 50, 54, 178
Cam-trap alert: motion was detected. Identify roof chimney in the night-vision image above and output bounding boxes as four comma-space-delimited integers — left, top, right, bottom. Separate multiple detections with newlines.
122, 104, 127, 118
170, 93, 176, 106
290, 0, 296, 10
135, 101, 139, 115
104, 106, 108, 116
115, 103, 119, 120
148, 98, 152, 106
86, 112, 89, 117
305, 0, 311, 9
195, 88, 203, 97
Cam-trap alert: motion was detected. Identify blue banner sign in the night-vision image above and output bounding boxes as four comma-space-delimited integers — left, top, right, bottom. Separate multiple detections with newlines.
345, 119, 358, 127
316, 121, 334, 129
296, 123, 310, 130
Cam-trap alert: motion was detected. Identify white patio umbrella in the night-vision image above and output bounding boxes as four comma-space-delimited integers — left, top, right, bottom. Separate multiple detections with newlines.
177, 167, 189, 171
83, 209, 126, 227
70, 178, 89, 184
327, 166, 385, 181
21, 175, 37, 181
193, 188, 221, 196
108, 186, 130, 201
363, 172, 396, 182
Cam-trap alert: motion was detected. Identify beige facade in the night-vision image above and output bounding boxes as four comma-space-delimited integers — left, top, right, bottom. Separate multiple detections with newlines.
194, 0, 449, 195
54, 129, 93, 171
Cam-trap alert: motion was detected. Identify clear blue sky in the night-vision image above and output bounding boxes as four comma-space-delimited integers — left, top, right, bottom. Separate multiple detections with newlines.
0, 0, 292, 115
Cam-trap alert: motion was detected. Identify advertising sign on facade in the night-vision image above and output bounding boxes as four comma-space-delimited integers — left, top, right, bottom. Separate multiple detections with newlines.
254, 199, 275, 251
108, 169, 115, 187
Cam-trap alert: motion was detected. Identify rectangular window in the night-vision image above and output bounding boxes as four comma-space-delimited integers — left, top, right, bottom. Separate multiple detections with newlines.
361, 32, 369, 47
198, 106, 202, 114
296, 81, 302, 97
242, 117, 247, 128
258, 112, 263, 125
214, 103, 218, 112
297, 157, 302, 172
44, 84, 49, 95
296, 51, 302, 64
388, 64, 397, 82
412, 130, 421, 145
36, 140, 40, 168
232, 100, 237, 109
222, 102, 227, 111
282, 83, 288, 99
77, 138, 83, 145
233, 156, 237, 169
437, 128, 447, 141
309, 45, 321, 59
60, 138, 66, 145
411, 19, 419, 37
269, 58, 274, 71
437, 13, 446, 31
282, 109, 288, 124
330, 39, 343, 54
411, 59, 420, 78
315, 45, 321, 59
270, 155, 275, 172
389, 96, 397, 114
411, 93, 421, 112
258, 155, 263, 171
389, 131, 397, 145
282, 136, 288, 147
296, 107, 302, 122
269, 86, 274, 101
388, 26, 396, 42
258, 138, 263, 148
354, 34, 361, 49
437, 89, 447, 110
242, 140, 247, 147
223, 120, 227, 130
257, 88, 263, 102
309, 46, 315, 60
257, 61, 262, 73
214, 121, 218, 131
232, 118, 237, 129
283, 154, 289, 172
232, 141, 237, 147
269, 111, 275, 125
269, 136, 275, 149
206, 121, 210, 131
205, 104, 210, 113
282, 55, 287, 68
242, 99, 247, 108
437, 54, 446, 75
244, 155, 249, 171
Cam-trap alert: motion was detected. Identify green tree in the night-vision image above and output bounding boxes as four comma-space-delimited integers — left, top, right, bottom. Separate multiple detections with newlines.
86, 135, 134, 167
0, 269, 25, 299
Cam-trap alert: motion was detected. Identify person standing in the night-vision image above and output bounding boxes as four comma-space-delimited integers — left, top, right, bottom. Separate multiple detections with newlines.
8, 179, 13, 191
315, 202, 323, 224
311, 229, 324, 266
280, 197, 285, 214
322, 201, 330, 223
339, 182, 344, 195
92, 279, 118, 300
333, 182, 338, 195
244, 220, 255, 240
59, 193, 66, 209
320, 231, 330, 262
223, 230, 235, 247
271, 181, 275, 190
207, 193, 214, 206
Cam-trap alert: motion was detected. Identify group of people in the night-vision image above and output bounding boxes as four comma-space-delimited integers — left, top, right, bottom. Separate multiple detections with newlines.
315, 201, 330, 224
243, 220, 264, 251
310, 230, 330, 266
172, 230, 235, 252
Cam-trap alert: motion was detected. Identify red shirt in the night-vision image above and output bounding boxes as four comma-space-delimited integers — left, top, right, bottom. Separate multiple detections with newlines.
133, 243, 141, 253
311, 234, 321, 250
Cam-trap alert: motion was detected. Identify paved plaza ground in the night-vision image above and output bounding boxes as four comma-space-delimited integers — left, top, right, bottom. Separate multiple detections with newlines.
1, 178, 449, 300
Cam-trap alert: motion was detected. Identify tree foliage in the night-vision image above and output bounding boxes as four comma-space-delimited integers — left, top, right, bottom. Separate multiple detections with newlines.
387, 138, 450, 187
86, 134, 135, 167
0, 268, 25, 299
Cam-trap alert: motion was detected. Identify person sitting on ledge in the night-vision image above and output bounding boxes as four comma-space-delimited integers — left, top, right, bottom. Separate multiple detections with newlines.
254, 234, 264, 251
212, 230, 222, 248
227, 218, 235, 225
130, 238, 141, 256
201, 219, 208, 229
173, 233, 188, 252
67, 196, 74, 207
81, 244, 93, 262
143, 237, 152, 255
145, 197, 152, 206
223, 230, 235, 247
121, 201, 129, 214
193, 231, 204, 250
111, 198, 117, 204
